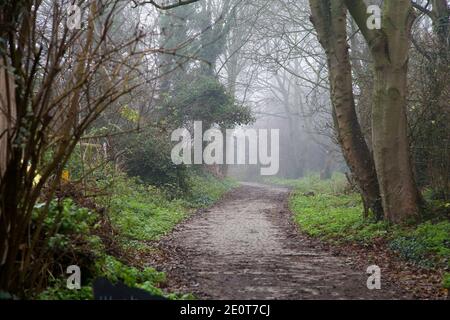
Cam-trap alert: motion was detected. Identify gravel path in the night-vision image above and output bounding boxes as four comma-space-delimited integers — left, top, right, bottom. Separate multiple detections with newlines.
157, 183, 409, 299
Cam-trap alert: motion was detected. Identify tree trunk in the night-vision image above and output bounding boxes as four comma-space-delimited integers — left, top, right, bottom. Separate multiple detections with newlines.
309, 0, 383, 219
371, 63, 421, 223
345, 0, 422, 223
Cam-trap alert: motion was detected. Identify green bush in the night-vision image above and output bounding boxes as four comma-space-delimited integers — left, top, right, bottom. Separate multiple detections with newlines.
95, 255, 166, 296
124, 128, 190, 198
389, 221, 450, 268
38, 255, 172, 300
33, 198, 174, 300
95, 171, 187, 241
38, 281, 94, 300
169, 75, 254, 128
33, 199, 105, 281
89, 243, 194, 300
37, 199, 99, 235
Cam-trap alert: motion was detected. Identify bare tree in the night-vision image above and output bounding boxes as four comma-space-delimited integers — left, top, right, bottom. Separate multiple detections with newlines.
0, 0, 199, 295
309, 0, 383, 219
344, 0, 422, 223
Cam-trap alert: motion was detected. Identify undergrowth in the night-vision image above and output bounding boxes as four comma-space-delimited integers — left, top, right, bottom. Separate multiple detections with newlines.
269, 173, 449, 287
36, 169, 235, 300
96, 170, 237, 241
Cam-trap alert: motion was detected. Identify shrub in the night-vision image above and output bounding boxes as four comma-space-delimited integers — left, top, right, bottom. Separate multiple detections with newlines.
31, 199, 104, 291
389, 221, 450, 268
290, 192, 389, 244
38, 255, 170, 300
124, 128, 190, 198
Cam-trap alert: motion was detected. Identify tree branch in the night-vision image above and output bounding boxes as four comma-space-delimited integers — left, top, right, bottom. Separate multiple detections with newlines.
132, 0, 200, 10
343, 0, 383, 47
411, 1, 432, 17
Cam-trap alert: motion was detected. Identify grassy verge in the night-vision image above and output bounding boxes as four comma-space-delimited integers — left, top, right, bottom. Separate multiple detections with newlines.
266, 173, 450, 289
99, 170, 237, 242
37, 170, 236, 300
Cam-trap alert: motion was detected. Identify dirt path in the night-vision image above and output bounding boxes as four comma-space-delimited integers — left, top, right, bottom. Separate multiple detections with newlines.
157, 183, 410, 299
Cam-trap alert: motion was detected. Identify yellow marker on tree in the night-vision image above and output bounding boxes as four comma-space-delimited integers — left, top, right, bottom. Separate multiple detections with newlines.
61, 170, 70, 183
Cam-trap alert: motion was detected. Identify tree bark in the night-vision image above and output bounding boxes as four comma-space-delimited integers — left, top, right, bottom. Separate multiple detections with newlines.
345, 0, 422, 223
309, 0, 383, 219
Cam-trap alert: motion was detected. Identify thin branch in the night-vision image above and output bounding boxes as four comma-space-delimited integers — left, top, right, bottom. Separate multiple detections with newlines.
132, 0, 200, 10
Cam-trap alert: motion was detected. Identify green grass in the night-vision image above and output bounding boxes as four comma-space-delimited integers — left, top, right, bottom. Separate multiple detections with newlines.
280, 174, 449, 283
290, 192, 391, 244
105, 179, 187, 241
265, 172, 349, 194
187, 171, 238, 207
98, 170, 236, 241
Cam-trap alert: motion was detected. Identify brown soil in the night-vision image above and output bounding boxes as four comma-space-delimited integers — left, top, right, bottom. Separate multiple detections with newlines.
153, 183, 422, 300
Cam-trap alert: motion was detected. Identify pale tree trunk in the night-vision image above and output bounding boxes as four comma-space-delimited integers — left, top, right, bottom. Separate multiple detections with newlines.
309, 0, 383, 219
345, 0, 422, 223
